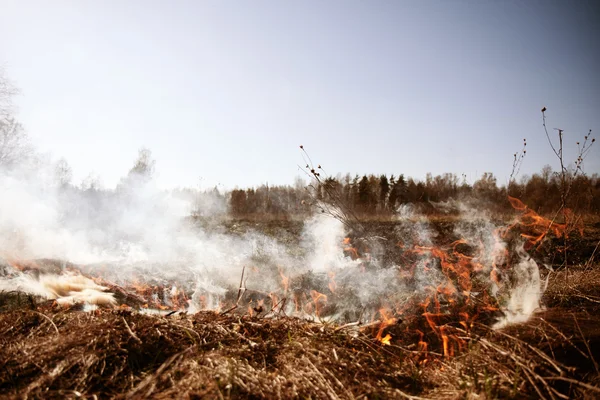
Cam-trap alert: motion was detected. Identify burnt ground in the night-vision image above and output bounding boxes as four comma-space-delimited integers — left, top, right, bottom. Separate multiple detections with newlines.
1, 218, 599, 399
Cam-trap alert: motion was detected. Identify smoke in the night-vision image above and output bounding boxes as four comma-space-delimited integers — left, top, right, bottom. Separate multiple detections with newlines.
454, 201, 543, 327
0, 154, 544, 329
493, 251, 542, 329
301, 213, 358, 273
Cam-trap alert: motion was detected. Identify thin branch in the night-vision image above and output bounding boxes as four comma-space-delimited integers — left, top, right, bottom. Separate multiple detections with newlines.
33, 311, 59, 336
122, 317, 142, 344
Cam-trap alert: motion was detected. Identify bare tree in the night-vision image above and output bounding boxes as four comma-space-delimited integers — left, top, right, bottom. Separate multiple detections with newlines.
118, 147, 156, 191
0, 117, 32, 168
0, 67, 18, 120
0, 69, 33, 169
128, 147, 155, 179
54, 158, 73, 187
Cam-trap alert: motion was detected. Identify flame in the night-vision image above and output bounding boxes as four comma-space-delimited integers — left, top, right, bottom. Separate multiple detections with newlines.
441, 330, 449, 357
269, 292, 279, 311
507, 195, 582, 250
376, 308, 397, 344
279, 269, 289, 293
328, 271, 337, 293
416, 330, 428, 352
380, 334, 392, 345
343, 237, 359, 260
309, 290, 328, 317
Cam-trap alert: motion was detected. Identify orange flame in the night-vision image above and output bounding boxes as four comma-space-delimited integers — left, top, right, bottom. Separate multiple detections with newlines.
376, 308, 397, 344
328, 271, 337, 293
309, 290, 327, 317
507, 196, 582, 250
279, 269, 289, 294
380, 334, 392, 345
343, 237, 360, 260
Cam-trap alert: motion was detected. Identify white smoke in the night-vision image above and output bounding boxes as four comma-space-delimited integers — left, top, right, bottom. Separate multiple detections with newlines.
302, 212, 358, 273
0, 155, 544, 328
493, 251, 542, 329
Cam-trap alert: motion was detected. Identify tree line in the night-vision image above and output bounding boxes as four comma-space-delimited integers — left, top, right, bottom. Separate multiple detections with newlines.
228, 169, 600, 219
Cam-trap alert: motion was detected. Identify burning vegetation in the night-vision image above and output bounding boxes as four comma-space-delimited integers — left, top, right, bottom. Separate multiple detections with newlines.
1, 192, 600, 398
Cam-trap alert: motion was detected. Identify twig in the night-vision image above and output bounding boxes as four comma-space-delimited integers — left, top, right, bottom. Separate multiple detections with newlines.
220, 265, 246, 315
393, 389, 432, 400
542, 376, 600, 393
127, 346, 195, 398
572, 314, 599, 374
33, 311, 59, 335
538, 318, 588, 360
122, 317, 142, 344
583, 239, 600, 272
334, 321, 361, 331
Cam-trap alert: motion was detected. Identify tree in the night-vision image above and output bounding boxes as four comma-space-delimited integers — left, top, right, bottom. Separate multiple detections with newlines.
389, 174, 407, 209
0, 117, 32, 168
118, 147, 156, 190
0, 67, 18, 120
379, 174, 390, 211
229, 189, 248, 216
0, 71, 32, 169
128, 147, 155, 178
473, 172, 499, 201
54, 158, 73, 188
357, 175, 370, 211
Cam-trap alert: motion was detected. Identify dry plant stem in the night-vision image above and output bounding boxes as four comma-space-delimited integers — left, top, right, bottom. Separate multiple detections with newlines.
542, 376, 600, 394
470, 324, 575, 400
572, 314, 599, 374
583, 239, 600, 272
299, 146, 365, 235
220, 265, 246, 315
541, 110, 595, 280
393, 389, 432, 400
334, 321, 361, 331
538, 318, 589, 361
127, 346, 195, 398
122, 317, 142, 344
508, 138, 527, 188
570, 290, 600, 304
33, 311, 59, 335
477, 324, 566, 375
264, 297, 288, 317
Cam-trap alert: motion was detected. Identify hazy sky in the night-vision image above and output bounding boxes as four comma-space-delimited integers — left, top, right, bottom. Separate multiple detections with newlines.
1, 0, 598, 189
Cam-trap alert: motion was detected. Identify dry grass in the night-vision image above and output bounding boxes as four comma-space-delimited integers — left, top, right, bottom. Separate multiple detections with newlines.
2, 269, 600, 400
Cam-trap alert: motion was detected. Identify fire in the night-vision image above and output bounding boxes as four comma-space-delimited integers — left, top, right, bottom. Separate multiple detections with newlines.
380, 334, 392, 345
168, 285, 188, 310
0, 194, 564, 362
343, 237, 359, 260
279, 269, 289, 293
507, 195, 583, 250
441, 327, 449, 357
376, 308, 397, 344
413, 240, 475, 294
309, 290, 328, 317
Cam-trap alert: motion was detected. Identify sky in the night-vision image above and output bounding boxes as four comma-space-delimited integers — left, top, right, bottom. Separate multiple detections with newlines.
1, 0, 599, 190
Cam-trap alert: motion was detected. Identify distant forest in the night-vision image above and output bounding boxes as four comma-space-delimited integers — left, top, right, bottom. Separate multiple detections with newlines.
226, 167, 600, 220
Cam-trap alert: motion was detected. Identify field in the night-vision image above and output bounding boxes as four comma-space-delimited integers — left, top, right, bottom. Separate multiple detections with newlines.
1, 215, 599, 399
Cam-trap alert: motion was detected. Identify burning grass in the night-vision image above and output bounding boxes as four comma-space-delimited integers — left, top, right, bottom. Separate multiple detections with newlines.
2, 196, 600, 398
2, 270, 600, 400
